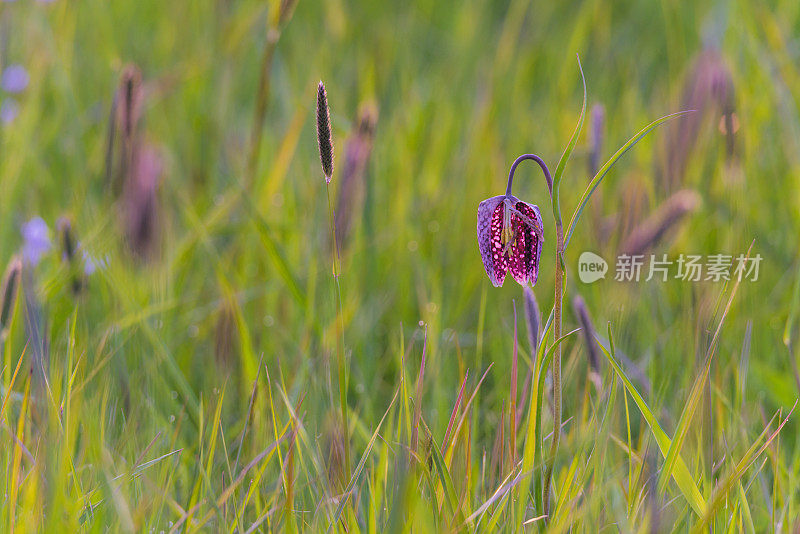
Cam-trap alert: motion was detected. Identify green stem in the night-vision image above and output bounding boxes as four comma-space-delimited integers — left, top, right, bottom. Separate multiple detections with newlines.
326, 185, 351, 485
542, 223, 564, 521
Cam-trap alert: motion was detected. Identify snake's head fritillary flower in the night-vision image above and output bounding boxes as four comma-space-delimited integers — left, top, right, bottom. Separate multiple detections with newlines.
477, 154, 550, 288
477, 195, 543, 287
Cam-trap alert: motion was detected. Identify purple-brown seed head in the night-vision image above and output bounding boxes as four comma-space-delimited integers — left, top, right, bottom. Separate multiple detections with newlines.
316, 81, 334, 183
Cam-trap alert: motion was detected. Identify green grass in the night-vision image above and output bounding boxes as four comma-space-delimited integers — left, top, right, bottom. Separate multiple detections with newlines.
2, 0, 800, 531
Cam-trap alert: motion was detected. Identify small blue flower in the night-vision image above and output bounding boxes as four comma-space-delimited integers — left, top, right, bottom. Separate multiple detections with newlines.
82, 249, 97, 275
21, 217, 52, 266
80, 246, 108, 275
1, 65, 29, 93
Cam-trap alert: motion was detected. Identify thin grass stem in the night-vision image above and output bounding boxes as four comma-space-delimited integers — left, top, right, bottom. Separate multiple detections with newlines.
325, 184, 351, 483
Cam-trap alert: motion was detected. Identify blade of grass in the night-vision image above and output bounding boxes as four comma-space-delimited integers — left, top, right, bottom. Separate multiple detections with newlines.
8, 371, 30, 533
564, 110, 694, 250
466, 469, 524, 527
510, 301, 519, 467
245, 196, 307, 308
230, 424, 293, 528
658, 246, 750, 496
232, 353, 264, 479
597, 325, 706, 517
423, 423, 468, 529
444, 363, 494, 466
442, 370, 468, 456
185, 389, 226, 528
553, 54, 586, 189
551, 54, 586, 225
328, 385, 400, 531
172, 431, 288, 533
624, 388, 634, 518
410, 328, 427, 452
692, 402, 796, 531
515, 319, 575, 521
0, 345, 26, 426
552, 452, 581, 522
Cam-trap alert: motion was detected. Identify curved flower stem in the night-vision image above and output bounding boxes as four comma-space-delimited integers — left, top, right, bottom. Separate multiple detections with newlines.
506, 154, 553, 198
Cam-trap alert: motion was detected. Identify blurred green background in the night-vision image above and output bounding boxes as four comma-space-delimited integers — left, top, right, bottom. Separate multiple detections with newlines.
1, 0, 800, 530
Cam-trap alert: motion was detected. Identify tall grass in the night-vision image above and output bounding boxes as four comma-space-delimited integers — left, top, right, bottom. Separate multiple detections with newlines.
1, 0, 799, 531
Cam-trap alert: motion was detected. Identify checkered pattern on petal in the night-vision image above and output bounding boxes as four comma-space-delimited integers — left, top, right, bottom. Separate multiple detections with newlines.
507, 201, 543, 285
477, 195, 506, 287
478, 196, 544, 288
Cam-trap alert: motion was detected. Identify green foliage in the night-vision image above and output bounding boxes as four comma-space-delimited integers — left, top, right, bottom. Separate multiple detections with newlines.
1, 0, 799, 531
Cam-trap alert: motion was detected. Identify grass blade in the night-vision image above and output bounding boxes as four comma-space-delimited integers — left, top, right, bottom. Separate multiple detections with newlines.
411, 329, 427, 452
444, 363, 494, 466
442, 370, 468, 456
564, 110, 694, 250
551, 54, 586, 224
692, 403, 796, 531
597, 325, 707, 517
423, 424, 467, 528
658, 246, 750, 496
328, 385, 400, 531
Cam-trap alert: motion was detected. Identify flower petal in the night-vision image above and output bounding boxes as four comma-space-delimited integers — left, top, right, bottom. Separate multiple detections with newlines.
507, 201, 543, 285
477, 195, 506, 287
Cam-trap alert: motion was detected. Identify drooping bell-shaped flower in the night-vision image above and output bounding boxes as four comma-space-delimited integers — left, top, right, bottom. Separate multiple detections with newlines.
477, 154, 548, 287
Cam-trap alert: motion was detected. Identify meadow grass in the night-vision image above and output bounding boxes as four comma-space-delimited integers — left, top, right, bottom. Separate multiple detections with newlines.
2, 0, 800, 531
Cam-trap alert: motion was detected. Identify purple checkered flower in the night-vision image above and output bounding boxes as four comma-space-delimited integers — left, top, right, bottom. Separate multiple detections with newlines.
477, 154, 549, 287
